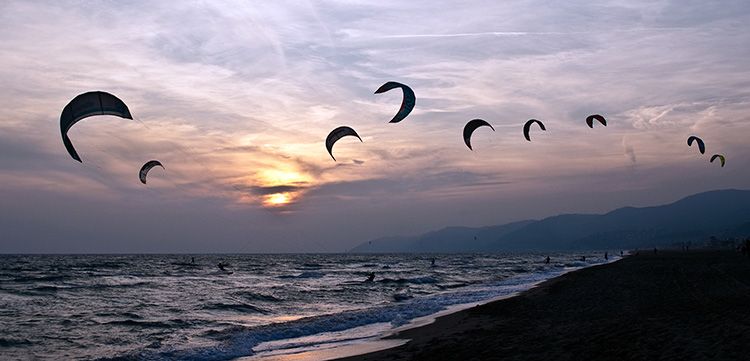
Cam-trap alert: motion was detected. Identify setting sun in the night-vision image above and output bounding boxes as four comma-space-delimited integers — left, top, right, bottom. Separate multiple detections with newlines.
263, 192, 293, 207
253, 168, 312, 208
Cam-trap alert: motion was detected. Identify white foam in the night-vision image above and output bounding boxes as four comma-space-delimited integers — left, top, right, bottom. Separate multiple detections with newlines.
115, 258, 620, 361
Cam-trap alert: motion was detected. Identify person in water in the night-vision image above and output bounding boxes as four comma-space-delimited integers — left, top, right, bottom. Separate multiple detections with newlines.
431, 258, 436, 266
581, 255, 586, 261
366, 272, 375, 282
191, 257, 195, 264
604, 252, 608, 260
217, 262, 227, 271
545, 256, 550, 264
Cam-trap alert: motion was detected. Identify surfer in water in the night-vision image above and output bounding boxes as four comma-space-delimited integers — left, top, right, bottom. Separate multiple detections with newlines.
217, 262, 228, 271
545, 256, 550, 264
366, 272, 375, 282
431, 258, 435, 266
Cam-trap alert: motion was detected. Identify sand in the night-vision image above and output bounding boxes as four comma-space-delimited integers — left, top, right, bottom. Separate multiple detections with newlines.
337, 251, 750, 361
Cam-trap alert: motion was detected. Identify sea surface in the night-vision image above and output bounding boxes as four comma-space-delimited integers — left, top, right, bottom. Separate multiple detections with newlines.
0, 253, 614, 360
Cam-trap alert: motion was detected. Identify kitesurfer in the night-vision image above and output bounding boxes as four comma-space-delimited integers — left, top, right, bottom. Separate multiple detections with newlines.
463, 119, 494, 150
139, 160, 164, 184
586, 114, 607, 128
326, 126, 362, 161
523, 119, 546, 141
60, 91, 133, 162
374, 81, 416, 123
687, 136, 705, 154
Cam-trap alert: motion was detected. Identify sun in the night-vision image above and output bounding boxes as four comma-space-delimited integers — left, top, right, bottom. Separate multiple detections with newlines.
253, 167, 312, 208
263, 192, 293, 207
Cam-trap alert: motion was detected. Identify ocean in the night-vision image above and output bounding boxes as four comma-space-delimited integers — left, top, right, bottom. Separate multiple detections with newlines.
0, 253, 613, 360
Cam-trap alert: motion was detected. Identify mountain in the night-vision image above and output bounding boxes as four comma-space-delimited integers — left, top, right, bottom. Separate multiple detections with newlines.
349, 189, 750, 253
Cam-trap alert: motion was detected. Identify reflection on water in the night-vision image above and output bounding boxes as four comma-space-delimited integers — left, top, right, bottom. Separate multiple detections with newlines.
0, 253, 610, 360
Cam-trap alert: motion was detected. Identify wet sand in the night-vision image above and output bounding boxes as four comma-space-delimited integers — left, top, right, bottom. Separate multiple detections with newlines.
338, 251, 750, 361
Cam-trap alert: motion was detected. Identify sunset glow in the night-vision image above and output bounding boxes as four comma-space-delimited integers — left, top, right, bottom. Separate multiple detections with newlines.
0, 0, 748, 254
263, 192, 293, 207
259, 169, 310, 187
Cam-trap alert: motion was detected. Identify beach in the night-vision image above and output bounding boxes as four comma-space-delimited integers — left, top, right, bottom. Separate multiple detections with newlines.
339, 251, 750, 361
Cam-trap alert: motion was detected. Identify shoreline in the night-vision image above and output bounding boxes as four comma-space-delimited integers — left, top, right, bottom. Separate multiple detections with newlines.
241, 258, 615, 361
335, 251, 750, 361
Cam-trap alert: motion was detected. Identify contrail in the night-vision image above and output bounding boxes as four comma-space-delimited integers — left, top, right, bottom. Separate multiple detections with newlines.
376, 28, 688, 39
380, 31, 573, 39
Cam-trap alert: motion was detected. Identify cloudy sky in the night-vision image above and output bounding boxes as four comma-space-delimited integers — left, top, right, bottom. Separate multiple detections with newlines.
1, 0, 749, 253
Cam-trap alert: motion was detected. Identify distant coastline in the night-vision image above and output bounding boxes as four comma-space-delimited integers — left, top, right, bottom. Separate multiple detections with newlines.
352, 189, 750, 253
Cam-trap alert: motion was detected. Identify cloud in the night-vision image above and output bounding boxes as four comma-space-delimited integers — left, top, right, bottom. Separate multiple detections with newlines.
307, 170, 510, 202
242, 184, 309, 196
1, 0, 750, 251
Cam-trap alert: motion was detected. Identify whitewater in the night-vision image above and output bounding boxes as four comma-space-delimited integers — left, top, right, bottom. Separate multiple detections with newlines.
0, 253, 614, 360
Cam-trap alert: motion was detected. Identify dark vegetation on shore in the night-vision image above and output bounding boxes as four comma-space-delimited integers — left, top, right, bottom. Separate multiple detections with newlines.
341, 251, 750, 361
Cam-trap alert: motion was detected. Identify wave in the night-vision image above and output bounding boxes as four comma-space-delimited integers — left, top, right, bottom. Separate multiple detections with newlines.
95, 312, 142, 319
377, 276, 438, 285
564, 261, 588, 267
436, 282, 470, 290
278, 271, 324, 279
393, 292, 413, 301
510, 266, 529, 273
299, 263, 323, 269
26, 281, 153, 293
75, 261, 126, 270
0, 337, 34, 347
101, 319, 190, 329
170, 262, 201, 267
104, 267, 570, 361
29, 285, 61, 293
11, 275, 69, 283
201, 303, 269, 314
232, 291, 283, 303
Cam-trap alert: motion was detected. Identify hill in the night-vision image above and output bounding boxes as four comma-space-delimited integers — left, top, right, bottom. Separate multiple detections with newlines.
350, 189, 750, 252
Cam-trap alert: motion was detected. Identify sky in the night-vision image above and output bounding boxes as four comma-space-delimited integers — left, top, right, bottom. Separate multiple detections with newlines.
1, 0, 749, 253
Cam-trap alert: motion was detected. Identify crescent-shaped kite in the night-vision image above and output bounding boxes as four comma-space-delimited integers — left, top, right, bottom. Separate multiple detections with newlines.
60, 91, 133, 162
139, 160, 164, 184
374, 81, 416, 123
523, 119, 546, 141
463, 119, 495, 150
585, 114, 607, 128
687, 136, 706, 154
710, 154, 725, 167
326, 126, 362, 161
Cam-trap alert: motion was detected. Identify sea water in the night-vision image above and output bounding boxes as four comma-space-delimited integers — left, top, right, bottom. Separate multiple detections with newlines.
0, 253, 613, 360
